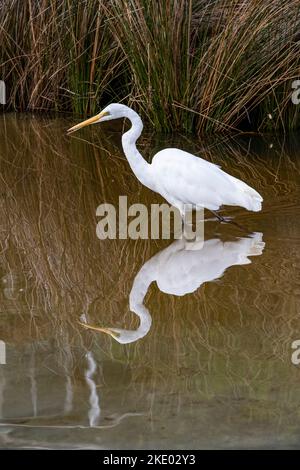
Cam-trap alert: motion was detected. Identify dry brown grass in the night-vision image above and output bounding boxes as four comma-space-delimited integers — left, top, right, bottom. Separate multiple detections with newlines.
0, 1, 300, 133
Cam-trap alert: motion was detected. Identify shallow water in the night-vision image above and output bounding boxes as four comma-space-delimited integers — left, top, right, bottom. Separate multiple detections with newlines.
0, 113, 300, 449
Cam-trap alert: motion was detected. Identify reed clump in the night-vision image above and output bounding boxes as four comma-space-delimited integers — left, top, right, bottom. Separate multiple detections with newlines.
1, 0, 300, 134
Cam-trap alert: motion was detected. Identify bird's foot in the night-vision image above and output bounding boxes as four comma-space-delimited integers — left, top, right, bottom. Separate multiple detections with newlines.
219, 216, 234, 223
210, 211, 248, 232
210, 210, 228, 223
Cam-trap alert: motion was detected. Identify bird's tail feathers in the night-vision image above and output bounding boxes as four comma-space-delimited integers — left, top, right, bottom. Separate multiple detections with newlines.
229, 176, 263, 212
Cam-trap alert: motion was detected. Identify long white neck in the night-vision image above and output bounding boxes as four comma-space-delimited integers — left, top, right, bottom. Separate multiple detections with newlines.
129, 257, 157, 333
121, 109, 156, 192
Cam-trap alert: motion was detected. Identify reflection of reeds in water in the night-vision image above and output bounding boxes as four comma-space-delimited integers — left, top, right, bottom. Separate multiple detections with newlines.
0, 115, 300, 434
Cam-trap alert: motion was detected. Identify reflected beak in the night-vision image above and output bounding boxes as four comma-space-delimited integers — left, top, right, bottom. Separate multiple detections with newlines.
78, 321, 120, 339
67, 111, 109, 134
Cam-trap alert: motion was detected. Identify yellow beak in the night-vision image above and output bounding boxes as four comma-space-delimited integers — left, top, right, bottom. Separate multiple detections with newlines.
78, 321, 120, 339
67, 111, 109, 134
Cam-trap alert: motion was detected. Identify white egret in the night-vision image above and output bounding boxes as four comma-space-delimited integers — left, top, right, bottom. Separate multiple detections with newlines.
79, 233, 265, 344
67, 104, 263, 219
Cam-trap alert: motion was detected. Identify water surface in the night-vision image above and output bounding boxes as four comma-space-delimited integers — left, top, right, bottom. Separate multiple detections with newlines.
0, 114, 300, 449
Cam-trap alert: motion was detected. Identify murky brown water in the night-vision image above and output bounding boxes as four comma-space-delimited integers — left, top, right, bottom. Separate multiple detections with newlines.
0, 113, 300, 449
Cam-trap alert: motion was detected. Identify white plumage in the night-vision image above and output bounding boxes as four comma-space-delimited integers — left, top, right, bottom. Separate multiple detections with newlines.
152, 149, 262, 213
67, 103, 263, 217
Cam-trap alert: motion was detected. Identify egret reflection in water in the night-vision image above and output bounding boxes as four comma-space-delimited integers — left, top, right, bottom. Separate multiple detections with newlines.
80, 232, 265, 344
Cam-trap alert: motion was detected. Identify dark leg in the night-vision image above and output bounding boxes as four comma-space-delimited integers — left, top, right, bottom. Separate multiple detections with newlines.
210, 210, 248, 232
211, 210, 226, 223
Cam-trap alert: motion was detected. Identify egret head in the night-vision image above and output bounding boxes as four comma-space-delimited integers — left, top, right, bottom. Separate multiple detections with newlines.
67, 103, 130, 134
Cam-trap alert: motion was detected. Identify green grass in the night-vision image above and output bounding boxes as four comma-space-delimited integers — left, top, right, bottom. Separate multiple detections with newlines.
1, 0, 300, 134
